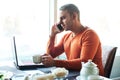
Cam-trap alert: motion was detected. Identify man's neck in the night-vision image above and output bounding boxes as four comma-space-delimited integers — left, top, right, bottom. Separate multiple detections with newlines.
73, 25, 85, 36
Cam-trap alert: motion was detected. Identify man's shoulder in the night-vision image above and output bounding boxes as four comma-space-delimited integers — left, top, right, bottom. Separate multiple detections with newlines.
84, 26, 97, 34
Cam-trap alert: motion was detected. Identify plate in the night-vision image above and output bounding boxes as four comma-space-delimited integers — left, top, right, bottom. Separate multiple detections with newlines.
0, 70, 14, 79
76, 76, 81, 80
76, 75, 105, 80
51, 67, 69, 78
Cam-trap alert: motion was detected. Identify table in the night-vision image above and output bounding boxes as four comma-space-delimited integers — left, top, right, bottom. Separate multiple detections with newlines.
0, 61, 111, 80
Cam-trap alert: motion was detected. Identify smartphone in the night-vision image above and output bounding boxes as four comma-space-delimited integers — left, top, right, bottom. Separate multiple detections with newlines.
57, 24, 64, 31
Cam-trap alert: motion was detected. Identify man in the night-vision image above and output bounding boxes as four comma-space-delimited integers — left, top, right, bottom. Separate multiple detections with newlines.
42, 4, 104, 76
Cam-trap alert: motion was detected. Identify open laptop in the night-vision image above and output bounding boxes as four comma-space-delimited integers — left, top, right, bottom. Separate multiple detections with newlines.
12, 36, 45, 70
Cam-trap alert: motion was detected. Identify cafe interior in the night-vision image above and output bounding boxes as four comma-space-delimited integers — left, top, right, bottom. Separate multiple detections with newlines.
0, 0, 120, 80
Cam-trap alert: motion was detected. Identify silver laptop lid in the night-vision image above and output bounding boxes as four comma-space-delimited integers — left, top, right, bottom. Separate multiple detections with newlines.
13, 36, 43, 66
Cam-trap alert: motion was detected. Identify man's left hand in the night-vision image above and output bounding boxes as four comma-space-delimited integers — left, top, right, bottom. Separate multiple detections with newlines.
41, 54, 55, 67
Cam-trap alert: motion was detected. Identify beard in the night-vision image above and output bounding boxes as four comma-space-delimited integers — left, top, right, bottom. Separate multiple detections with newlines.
65, 21, 73, 31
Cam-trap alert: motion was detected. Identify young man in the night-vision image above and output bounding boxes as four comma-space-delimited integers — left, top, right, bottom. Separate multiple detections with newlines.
42, 4, 104, 76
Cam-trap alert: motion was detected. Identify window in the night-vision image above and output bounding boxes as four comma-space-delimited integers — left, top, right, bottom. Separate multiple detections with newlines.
57, 0, 120, 47
0, 0, 50, 61
56, 0, 120, 59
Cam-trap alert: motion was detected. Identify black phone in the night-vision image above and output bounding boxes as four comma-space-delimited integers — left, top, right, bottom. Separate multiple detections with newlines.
57, 24, 64, 31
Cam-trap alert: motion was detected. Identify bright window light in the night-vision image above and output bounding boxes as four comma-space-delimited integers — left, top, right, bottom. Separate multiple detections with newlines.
0, 0, 50, 61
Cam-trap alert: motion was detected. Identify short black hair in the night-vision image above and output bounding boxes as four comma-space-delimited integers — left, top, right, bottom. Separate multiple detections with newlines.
60, 4, 80, 20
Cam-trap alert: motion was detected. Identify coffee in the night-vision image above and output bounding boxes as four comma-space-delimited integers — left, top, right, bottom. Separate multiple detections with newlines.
32, 54, 42, 64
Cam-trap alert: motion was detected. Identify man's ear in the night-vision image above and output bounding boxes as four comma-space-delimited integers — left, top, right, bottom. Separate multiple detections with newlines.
72, 12, 77, 20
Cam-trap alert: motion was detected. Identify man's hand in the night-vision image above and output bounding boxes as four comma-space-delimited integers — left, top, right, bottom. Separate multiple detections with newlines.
41, 54, 55, 67
50, 24, 62, 37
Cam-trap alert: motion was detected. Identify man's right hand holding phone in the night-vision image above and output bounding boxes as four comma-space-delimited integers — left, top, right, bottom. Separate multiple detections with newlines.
50, 23, 64, 37
56, 24, 64, 32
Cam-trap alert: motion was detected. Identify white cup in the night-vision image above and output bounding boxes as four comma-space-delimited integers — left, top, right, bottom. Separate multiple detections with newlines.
32, 54, 42, 64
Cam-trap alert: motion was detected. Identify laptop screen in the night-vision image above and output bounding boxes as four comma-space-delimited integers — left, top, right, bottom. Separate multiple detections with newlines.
12, 36, 44, 66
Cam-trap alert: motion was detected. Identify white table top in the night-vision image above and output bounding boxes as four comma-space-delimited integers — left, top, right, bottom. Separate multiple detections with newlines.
0, 61, 112, 80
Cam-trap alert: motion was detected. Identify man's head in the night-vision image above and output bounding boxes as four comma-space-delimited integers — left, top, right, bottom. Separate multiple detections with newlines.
59, 4, 80, 31
60, 4, 80, 21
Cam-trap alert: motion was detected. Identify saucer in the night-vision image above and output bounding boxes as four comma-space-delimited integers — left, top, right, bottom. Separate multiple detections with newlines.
76, 75, 104, 80
76, 76, 81, 80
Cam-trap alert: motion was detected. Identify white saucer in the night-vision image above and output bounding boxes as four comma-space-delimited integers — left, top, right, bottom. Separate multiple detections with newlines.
76, 76, 81, 80
76, 75, 104, 80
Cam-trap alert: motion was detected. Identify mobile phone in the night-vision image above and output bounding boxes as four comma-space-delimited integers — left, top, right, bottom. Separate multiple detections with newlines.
57, 24, 64, 31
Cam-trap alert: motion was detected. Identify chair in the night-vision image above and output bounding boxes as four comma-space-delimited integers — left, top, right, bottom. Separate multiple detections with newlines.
112, 77, 120, 80
102, 45, 117, 78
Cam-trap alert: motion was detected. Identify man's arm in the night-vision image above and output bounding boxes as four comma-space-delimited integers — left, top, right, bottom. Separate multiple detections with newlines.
46, 24, 59, 54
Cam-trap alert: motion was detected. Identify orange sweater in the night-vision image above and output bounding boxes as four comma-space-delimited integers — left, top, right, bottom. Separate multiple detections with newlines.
47, 27, 104, 76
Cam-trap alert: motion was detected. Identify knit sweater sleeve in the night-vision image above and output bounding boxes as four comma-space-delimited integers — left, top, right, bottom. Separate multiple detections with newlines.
46, 33, 69, 58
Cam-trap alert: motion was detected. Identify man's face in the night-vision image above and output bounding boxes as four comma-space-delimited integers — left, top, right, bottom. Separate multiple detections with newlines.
59, 10, 73, 31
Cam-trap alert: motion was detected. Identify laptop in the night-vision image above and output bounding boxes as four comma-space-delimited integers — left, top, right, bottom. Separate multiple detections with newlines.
12, 36, 46, 70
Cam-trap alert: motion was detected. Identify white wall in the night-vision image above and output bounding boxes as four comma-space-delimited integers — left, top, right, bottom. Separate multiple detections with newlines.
57, 0, 120, 47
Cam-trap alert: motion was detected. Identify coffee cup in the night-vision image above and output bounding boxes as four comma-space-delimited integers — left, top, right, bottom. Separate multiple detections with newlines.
32, 54, 42, 64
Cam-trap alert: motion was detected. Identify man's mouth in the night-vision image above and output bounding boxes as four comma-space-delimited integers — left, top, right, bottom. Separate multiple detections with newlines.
62, 24, 65, 28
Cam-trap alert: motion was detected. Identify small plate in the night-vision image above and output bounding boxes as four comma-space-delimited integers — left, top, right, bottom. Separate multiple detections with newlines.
0, 70, 14, 79
76, 76, 81, 80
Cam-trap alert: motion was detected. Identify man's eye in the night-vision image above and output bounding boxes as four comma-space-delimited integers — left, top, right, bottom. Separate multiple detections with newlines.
61, 16, 65, 20
62, 17, 65, 19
